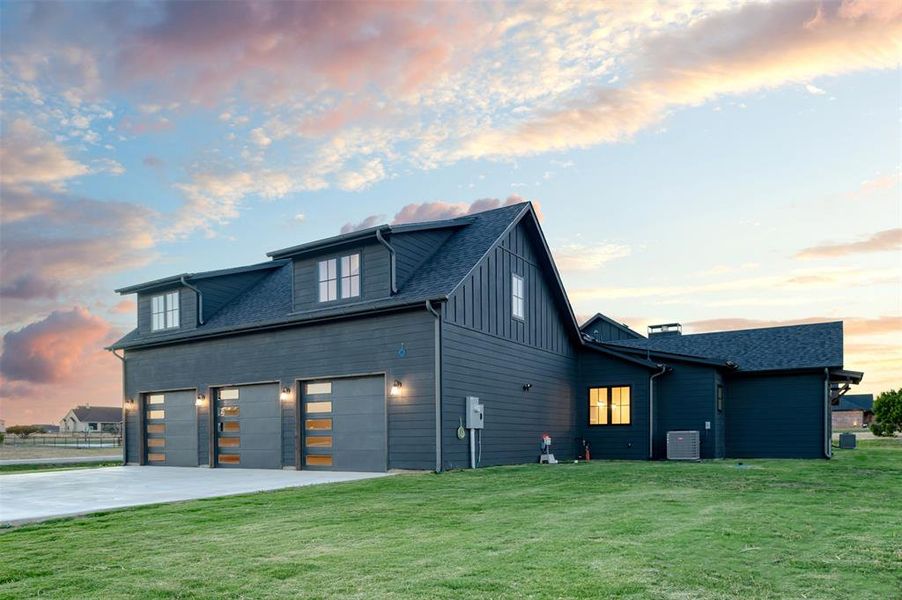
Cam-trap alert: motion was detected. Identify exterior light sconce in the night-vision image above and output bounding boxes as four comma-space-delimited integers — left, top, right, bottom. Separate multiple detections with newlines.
390, 379, 403, 396
195, 393, 206, 407
523, 383, 533, 391
280, 387, 292, 402
125, 397, 135, 410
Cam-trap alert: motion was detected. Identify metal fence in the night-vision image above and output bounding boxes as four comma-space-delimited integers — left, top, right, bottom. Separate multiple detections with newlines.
2, 434, 122, 448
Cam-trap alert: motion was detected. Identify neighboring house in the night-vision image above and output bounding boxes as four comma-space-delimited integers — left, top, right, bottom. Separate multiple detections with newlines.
832, 394, 874, 429
59, 406, 122, 433
110, 202, 862, 471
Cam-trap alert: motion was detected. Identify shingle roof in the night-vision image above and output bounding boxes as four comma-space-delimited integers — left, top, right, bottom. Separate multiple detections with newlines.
834, 394, 873, 412
605, 321, 844, 372
111, 203, 528, 349
70, 406, 121, 422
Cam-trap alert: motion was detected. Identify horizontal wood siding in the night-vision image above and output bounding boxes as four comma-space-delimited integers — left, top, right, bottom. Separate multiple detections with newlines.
391, 229, 455, 288
441, 322, 577, 469
655, 363, 718, 459
445, 220, 573, 356
578, 351, 650, 459
123, 310, 435, 470
725, 372, 826, 458
195, 271, 271, 319
292, 242, 390, 312
137, 287, 198, 334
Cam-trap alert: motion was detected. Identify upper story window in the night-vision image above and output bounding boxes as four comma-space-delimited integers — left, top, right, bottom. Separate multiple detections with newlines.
318, 253, 360, 302
318, 258, 338, 302
340, 254, 360, 299
151, 291, 179, 331
589, 386, 631, 426
511, 273, 525, 320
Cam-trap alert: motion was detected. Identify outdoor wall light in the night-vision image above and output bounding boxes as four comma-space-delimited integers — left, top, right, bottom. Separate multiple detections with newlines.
195, 393, 206, 406
390, 379, 403, 396
523, 383, 533, 391
280, 387, 292, 402
125, 397, 135, 410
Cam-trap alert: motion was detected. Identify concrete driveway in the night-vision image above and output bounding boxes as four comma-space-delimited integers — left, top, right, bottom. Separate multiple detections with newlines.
0, 466, 389, 526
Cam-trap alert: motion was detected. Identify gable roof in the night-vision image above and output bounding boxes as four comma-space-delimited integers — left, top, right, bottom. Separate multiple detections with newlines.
115, 260, 288, 294
69, 406, 121, 422
580, 313, 645, 340
605, 321, 844, 372
834, 394, 873, 412
111, 203, 532, 349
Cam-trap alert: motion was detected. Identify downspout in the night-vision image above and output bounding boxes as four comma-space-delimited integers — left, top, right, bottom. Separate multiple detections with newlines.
824, 368, 832, 458
426, 300, 443, 473
375, 229, 397, 294
649, 364, 667, 460
109, 348, 127, 466
180, 275, 204, 325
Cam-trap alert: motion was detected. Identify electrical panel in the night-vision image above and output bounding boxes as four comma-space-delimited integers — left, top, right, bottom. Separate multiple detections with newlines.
465, 396, 484, 429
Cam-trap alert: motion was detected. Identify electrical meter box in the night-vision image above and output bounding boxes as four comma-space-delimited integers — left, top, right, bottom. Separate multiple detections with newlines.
466, 396, 484, 429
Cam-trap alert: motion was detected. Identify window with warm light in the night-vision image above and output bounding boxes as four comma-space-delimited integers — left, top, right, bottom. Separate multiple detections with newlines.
589, 386, 631, 425
151, 291, 179, 331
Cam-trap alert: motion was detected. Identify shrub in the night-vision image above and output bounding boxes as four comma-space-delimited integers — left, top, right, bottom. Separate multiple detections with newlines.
871, 389, 902, 437
5, 425, 45, 438
0, 432, 4, 444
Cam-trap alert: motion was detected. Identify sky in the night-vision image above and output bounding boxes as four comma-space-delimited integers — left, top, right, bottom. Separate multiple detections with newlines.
0, 0, 899, 425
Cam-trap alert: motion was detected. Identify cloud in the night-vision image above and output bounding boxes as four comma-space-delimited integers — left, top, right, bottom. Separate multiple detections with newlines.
0, 119, 89, 186
0, 308, 123, 424
109, 299, 136, 315
0, 186, 156, 303
336, 159, 385, 191
0, 307, 118, 384
795, 228, 902, 259
249, 127, 272, 147
554, 243, 631, 271
459, 1, 902, 159
340, 195, 532, 233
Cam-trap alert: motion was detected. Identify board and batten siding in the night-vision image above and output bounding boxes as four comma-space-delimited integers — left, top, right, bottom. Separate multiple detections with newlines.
444, 220, 574, 356
654, 363, 719, 459
123, 310, 436, 470
137, 287, 198, 334
441, 323, 577, 469
578, 351, 651, 459
725, 372, 827, 458
291, 242, 391, 312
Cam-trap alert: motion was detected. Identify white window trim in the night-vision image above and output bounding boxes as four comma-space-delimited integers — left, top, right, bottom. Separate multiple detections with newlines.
151, 290, 180, 331
318, 253, 361, 302
512, 273, 525, 320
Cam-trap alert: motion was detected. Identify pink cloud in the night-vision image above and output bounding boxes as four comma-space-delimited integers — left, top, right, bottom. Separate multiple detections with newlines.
340, 195, 535, 233
0, 307, 119, 384
795, 228, 902, 259
109, 299, 137, 315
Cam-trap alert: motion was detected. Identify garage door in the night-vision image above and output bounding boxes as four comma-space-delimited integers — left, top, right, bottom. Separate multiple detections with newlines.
302, 376, 386, 472
215, 383, 281, 469
144, 390, 197, 466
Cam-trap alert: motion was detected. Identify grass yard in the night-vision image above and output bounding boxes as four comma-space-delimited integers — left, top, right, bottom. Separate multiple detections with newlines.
0, 462, 121, 475
1, 441, 899, 599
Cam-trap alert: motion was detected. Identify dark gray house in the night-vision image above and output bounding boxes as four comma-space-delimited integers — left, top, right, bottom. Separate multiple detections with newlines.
109, 202, 862, 471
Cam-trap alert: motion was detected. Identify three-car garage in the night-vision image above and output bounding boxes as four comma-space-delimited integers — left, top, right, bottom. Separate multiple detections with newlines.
138, 376, 387, 472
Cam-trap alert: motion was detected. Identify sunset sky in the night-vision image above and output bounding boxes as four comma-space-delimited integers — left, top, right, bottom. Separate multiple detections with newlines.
1, 0, 899, 425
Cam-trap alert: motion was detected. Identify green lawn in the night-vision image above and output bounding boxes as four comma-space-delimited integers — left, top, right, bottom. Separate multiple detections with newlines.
0, 462, 121, 475
1, 442, 900, 599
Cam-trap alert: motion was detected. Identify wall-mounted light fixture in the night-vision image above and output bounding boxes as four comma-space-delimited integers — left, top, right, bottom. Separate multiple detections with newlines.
280, 386, 292, 402
124, 397, 135, 410
195, 393, 206, 406
390, 379, 403, 396
523, 383, 533, 391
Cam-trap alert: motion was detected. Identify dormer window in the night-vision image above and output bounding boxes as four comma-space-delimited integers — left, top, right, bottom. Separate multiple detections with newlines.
318, 253, 360, 302
151, 291, 179, 331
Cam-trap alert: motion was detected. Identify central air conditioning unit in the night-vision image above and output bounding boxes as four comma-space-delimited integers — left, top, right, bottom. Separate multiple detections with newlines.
667, 430, 700, 460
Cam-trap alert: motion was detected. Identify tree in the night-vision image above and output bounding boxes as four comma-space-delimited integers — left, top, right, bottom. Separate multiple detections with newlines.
6, 425, 46, 438
870, 389, 902, 437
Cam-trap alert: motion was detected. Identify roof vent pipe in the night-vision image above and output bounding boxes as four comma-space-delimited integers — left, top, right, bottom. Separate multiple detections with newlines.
375, 228, 397, 294
180, 275, 204, 325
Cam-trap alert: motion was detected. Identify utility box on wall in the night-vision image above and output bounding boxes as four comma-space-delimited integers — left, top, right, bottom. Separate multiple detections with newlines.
466, 396, 484, 429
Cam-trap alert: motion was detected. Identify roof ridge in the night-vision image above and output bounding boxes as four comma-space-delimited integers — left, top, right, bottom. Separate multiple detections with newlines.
683, 320, 842, 337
